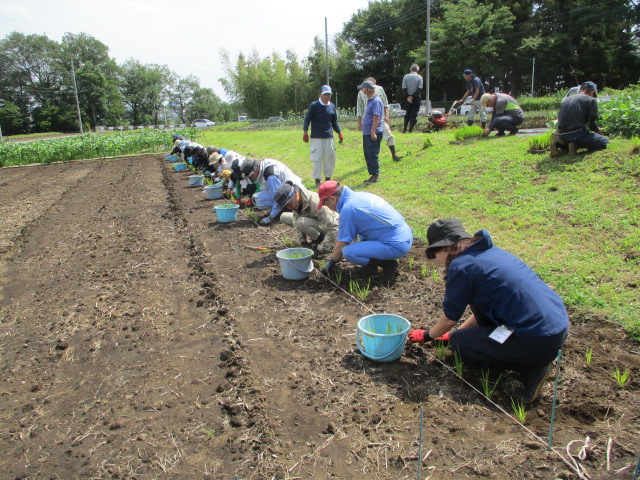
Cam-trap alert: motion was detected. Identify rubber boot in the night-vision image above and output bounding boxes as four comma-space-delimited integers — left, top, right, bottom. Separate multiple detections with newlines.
315, 179, 321, 188
378, 259, 399, 286
481, 122, 486, 129
364, 174, 379, 184
568, 143, 577, 156
403, 119, 409, 133
550, 133, 563, 157
513, 364, 552, 403
467, 120, 473, 127
352, 259, 379, 276
409, 120, 416, 133
389, 145, 403, 162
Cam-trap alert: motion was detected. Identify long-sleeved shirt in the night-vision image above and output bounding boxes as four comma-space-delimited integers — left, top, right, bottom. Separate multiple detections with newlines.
303, 99, 342, 138
290, 187, 339, 253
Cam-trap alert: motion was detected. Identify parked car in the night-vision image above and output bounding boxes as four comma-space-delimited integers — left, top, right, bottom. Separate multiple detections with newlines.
268, 116, 284, 122
194, 119, 215, 127
388, 103, 406, 117
238, 115, 249, 122
564, 86, 612, 102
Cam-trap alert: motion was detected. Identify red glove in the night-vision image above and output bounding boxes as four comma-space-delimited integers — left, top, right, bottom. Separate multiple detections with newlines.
435, 331, 451, 342
244, 199, 252, 207
303, 133, 309, 143
408, 329, 428, 344
338, 132, 344, 144
235, 198, 242, 205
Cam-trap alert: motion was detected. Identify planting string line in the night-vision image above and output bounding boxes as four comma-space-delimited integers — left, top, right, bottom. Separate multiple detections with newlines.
239, 209, 589, 479
548, 349, 563, 450
417, 407, 423, 480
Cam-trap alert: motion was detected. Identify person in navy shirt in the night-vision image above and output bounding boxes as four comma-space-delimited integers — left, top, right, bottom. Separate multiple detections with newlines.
318, 181, 413, 286
408, 218, 569, 402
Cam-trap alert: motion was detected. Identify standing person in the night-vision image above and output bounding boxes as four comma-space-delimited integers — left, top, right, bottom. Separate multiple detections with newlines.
275, 181, 338, 256
407, 218, 570, 403
303, 85, 344, 189
401, 64, 423, 133
480, 92, 524, 136
457, 69, 486, 128
319, 181, 413, 286
359, 80, 384, 184
550, 81, 609, 157
357, 77, 403, 162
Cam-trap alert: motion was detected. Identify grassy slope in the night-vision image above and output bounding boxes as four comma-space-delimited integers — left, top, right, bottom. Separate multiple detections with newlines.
198, 125, 640, 338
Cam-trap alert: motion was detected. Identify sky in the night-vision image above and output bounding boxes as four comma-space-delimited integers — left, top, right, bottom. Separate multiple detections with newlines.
0, 0, 374, 101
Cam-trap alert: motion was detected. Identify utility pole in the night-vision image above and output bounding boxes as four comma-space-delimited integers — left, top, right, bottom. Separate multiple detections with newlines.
70, 59, 83, 133
425, 0, 431, 113
325, 18, 330, 85
0, 123, 3, 143
531, 57, 536, 97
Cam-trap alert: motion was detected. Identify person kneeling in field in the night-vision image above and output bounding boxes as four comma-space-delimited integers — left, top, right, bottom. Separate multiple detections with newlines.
407, 218, 569, 403
480, 92, 524, 137
319, 181, 413, 286
274, 181, 338, 256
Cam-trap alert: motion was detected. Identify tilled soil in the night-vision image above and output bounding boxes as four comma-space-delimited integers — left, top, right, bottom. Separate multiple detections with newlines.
0, 156, 638, 480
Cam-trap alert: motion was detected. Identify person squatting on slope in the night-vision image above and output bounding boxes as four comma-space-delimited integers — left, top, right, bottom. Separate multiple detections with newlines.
480, 92, 524, 137
407, 218, 570, 403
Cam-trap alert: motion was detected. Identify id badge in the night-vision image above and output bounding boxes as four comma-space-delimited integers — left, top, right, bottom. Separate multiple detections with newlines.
489, 325, 513, 344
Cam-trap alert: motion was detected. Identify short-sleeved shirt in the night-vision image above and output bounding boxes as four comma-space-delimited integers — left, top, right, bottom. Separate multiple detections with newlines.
356, 85, 389, 118
335, 186, 412, 245
362, 95, 384, 135
466, 76, 485, 98
443, 230, 569, 337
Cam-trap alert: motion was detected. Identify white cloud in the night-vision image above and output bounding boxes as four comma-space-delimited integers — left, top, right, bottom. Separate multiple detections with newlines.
0, 4, 36, 21
126, 1, 162, 15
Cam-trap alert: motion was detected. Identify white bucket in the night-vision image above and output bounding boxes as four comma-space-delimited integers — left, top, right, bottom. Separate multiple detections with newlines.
204, 184, 224, 200
189, 175, 204, 187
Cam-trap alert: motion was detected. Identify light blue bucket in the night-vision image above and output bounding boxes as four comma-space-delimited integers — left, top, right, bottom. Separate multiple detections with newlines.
276, 248, 314, 280
165, 154, 178, 161
204, 184, 224, 199
213, 204, 240, 223
356, 314, 410, 363
174, 163, 187, 172
189, 175, 204, 187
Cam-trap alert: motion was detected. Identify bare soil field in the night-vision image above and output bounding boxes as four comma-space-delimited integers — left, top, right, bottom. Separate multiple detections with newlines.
0, 156, 638, 480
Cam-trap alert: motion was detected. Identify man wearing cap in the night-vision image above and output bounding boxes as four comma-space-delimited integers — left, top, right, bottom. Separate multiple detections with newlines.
275, 181, 339, 255
357, 77, 403, 162
457, 69, 486, 128
550, 81, 609, 157
318, 181, 413, 286
303, 85, 344, 189
240, 158, 303, 226
407, 218, 569, 403
480, 92, 524, 136
401, 64, 423, 133
359, 80, 385, 184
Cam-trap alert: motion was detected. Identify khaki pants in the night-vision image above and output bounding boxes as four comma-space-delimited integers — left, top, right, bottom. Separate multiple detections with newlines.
280, 214, 323, 241
310, 137, 336, 180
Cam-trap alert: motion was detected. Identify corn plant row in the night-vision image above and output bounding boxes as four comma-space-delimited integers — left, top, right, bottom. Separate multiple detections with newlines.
0, 127, 196, 167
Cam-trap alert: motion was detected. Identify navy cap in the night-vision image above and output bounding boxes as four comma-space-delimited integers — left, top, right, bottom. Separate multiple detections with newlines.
357, 80, 375, 91
463, 69, 473, 75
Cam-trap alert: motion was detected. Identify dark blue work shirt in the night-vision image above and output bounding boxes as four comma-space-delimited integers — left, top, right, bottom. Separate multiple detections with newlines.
466, 76, 485, 97
443, 230, 569, 337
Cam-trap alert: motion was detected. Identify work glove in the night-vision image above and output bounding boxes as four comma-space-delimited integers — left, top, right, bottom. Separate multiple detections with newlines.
303, 133, 309, 143
338, 133, 344, 144
312, 247, 324, 259
321, 258, 337, 275
258, 215, 274, 226
408, 329, 431, 344
235, 198, 242, 205
435, 331, 451, 342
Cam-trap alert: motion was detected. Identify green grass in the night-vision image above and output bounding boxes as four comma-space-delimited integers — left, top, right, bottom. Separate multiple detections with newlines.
199, 126, 640, 339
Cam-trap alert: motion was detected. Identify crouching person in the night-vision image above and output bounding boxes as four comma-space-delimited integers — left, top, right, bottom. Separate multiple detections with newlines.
407, 218, 570, 403
319, 181, 413, 286
274, 181, 338, 256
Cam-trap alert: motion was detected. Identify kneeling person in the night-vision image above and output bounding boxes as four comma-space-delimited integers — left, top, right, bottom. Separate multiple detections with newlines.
481, 92, 524, 136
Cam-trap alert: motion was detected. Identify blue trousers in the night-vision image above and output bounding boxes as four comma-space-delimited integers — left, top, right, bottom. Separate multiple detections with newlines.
450, 325, 568, 371
362, 134, 382, 176
559, 129, 609, 150
342, 238, 412, 265
491, 111, 524, 134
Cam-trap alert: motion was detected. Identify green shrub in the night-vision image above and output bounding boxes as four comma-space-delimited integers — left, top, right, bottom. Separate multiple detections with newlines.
517, 96, 562, 111
527, 131, 552, 150
599, 85, 640, 138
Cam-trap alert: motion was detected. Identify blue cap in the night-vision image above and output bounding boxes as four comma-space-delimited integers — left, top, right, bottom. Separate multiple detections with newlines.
321, 85, 332, 95
581, 81, 597, 97
463, 69, 473, 75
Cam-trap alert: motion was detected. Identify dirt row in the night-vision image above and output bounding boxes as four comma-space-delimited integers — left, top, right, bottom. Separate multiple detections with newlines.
0, 156, 637, 479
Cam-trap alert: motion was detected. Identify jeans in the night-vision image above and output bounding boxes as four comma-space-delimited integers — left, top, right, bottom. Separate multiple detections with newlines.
404, 95, 421, 126
559, 129, 609, 150
362, 134, 382, 175
492, 111, 524, 133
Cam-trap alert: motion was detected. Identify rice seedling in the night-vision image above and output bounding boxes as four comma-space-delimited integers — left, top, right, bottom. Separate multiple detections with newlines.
333, 269, 343, 284
612, 368, 630, 388
421, 264, 427, 278
423, 137, 433, 149
453, 125, 483, 142
281, 234, 297, 248
407, 255, 415, 269
480, 369, 502, 400
431, 267, 440, 283
245, 209, 260, 223
435, 340, 448, 361
585, 347, 593, 366
511, 398, 527, 423
527, 131, 552, 150
349, 279, 371, 302
453, 349, 463, 377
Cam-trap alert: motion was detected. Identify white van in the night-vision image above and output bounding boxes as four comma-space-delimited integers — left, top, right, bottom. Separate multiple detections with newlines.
238, 115, 249, 122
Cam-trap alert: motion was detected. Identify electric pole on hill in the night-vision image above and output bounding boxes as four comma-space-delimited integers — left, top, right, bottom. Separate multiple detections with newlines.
425, 0, 431, 113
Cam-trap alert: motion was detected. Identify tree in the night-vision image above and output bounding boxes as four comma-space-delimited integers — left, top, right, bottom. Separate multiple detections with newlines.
120, 59, 172, 125
0, 101, 26, 135
169, 75, 199, 123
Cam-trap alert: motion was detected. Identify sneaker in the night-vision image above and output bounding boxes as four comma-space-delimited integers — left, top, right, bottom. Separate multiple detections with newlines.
568, 143, 577, 156
364, 175, 379, 184
513, 364, 552, 403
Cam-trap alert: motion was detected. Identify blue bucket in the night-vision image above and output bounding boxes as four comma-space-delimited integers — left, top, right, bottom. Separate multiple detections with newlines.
165, 154, 178, 162
213, 204, 240, 223
276, 248, 314, 280
204, 184, 223, 199
174, 163, 187, 172
356, 314, 410, 363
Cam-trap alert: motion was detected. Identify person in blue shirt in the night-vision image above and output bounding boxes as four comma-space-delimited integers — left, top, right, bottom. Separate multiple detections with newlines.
319, 181, 413, 286
303, 85, 343, 189
359, 80, 385, 184
408, 218, 569, 403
